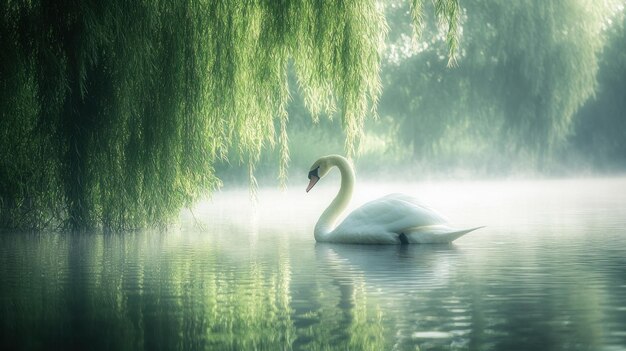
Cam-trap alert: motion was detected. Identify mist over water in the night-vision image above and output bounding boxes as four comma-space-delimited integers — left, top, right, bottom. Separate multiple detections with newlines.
3, 178, 625, 350
2, 1, 626, 350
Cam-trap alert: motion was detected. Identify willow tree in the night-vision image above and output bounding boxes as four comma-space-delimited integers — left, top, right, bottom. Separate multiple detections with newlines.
572, 10, 626, 169
0, 0, 460, 230
381, 0, 622, 169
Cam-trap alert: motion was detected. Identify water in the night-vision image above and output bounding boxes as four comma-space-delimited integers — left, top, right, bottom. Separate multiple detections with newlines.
1, 178, 626, 350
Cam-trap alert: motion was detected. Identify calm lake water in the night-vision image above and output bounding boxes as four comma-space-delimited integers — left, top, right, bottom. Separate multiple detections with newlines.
2, 178, 626, 351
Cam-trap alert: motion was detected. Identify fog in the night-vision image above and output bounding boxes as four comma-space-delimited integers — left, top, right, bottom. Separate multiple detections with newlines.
5, 177, 626, 350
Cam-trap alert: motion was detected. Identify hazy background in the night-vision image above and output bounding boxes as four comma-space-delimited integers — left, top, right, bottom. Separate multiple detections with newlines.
217, 0, 626, 186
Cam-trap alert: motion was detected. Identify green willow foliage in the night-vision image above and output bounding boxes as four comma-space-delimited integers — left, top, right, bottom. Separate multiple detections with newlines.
0, 0, 458, 230
411, 0, 460, 66
472, 0, 609, 153
382, 0, 621, 168
573, 11, 626, 168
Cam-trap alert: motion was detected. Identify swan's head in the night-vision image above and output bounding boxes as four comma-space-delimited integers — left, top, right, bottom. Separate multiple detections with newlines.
306, 156, 333, 192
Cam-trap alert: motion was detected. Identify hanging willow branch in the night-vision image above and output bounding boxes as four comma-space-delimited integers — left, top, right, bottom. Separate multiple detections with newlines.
411, 0, 460, 66
0, 0, 460, 231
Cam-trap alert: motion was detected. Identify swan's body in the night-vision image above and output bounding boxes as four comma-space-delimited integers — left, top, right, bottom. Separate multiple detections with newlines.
307, 155, 482, 244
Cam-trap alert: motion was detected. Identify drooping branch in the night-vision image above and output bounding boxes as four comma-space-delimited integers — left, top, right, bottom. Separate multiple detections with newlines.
0, 0, 460, 230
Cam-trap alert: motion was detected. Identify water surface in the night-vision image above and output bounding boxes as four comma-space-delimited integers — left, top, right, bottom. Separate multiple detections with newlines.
1, 178, 626, 350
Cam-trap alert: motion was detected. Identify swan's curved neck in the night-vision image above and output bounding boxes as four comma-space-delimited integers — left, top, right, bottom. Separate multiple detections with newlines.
315, 155, 354, 242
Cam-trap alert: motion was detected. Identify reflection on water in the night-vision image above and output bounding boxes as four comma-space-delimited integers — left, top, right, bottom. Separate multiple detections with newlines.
1, 178, 626, 350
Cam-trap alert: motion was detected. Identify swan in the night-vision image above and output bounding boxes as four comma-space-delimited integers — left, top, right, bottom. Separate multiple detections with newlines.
306, 155, 483, 244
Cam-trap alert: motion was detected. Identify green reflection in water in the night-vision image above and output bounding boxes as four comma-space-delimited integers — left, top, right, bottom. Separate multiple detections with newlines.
0, 232, 389, 350
294, 277, 385, 351
2, 184, 626, 351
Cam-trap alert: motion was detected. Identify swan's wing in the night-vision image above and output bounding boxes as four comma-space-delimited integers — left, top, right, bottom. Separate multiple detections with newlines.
333, 193, 450, 237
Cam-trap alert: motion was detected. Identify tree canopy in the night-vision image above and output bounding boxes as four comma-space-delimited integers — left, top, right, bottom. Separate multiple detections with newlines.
0, 0, 460, 230
380, 0, 623, 171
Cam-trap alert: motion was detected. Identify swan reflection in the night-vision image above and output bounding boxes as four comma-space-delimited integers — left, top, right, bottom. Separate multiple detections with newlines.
314, 243, 467, 349
315, 243, 460, 288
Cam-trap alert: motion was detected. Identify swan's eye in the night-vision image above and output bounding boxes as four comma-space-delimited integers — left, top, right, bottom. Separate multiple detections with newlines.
308, 166, 319, 180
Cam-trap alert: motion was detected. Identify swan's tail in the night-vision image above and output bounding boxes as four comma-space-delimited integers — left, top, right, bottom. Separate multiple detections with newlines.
405, 225, 484, 244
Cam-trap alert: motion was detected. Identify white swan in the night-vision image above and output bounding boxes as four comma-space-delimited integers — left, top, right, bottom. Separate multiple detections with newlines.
306, 155, 483, 244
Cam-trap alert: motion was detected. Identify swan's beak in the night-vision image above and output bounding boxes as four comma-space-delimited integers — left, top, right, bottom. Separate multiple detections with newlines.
307, 166, 320, 192
306, 176, 319, 193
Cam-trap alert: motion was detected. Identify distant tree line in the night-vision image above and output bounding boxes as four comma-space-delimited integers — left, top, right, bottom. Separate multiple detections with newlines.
571, 11, 626, 170
378, 0, 625, 173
